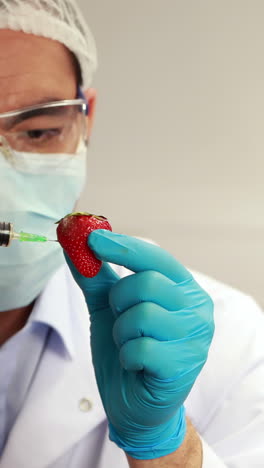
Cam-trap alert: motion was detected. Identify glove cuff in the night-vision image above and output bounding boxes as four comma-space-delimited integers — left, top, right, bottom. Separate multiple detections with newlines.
109, 406, 186, 460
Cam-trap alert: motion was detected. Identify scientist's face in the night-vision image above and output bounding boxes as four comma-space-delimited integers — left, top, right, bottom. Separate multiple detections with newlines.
0, 29, 95, 131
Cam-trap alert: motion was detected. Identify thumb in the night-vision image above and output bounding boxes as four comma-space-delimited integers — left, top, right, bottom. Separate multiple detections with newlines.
64, 252, 120, 314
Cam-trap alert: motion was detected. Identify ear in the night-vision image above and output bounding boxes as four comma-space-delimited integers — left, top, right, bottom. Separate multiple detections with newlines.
83, 88, 97, 137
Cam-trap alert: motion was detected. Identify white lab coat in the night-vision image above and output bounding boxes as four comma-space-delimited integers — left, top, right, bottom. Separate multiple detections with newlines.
0, 264, 263, 468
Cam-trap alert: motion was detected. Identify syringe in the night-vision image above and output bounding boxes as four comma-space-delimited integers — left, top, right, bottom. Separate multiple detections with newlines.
0, 222, 57, 247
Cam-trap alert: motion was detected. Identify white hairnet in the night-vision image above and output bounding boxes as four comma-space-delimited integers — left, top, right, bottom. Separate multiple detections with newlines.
0, 0, 97, 88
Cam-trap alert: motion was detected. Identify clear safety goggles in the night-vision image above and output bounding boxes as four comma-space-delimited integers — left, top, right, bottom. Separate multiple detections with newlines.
0, 88, 89, 167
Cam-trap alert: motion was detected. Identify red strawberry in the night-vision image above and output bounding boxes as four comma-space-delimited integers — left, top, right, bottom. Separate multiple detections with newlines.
56, 212, 112, 277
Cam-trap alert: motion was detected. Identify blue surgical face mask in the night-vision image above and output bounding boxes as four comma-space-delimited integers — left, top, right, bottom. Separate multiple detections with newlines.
0, 149, 87, 312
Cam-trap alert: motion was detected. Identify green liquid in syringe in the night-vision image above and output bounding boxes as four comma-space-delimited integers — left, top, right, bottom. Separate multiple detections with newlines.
17, 232, 48, 243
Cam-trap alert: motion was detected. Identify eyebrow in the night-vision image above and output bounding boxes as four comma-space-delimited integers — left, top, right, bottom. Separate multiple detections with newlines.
18, 96, 67, 108
26, 96, 64, 106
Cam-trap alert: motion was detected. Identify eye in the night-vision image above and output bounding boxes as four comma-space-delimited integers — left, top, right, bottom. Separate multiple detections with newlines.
26, 128, 62, 140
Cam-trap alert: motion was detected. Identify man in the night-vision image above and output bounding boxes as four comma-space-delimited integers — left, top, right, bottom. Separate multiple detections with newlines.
0, 1, 263, 467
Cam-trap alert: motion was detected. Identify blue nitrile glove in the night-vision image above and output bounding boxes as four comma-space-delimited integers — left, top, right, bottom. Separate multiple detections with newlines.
65, 230, 214, 460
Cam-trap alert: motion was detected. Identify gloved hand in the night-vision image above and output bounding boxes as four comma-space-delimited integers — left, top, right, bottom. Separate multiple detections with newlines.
65, 230, 214, 460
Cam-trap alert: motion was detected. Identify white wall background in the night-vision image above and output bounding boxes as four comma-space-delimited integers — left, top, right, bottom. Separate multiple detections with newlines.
77, 0, 264, 306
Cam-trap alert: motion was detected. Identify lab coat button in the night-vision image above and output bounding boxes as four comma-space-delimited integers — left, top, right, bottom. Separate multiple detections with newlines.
79, 398, 93, 412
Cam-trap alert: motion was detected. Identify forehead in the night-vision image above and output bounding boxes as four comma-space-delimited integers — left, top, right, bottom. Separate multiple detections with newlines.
0, 30, 77, 113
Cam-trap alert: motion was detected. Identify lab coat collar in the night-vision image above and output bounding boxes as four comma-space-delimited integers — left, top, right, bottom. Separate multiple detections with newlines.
28, 263, 76, 359
0, 264, 106, 468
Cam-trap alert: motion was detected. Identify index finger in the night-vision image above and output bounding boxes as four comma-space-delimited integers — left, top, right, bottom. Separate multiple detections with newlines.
88, 230, 192, 284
